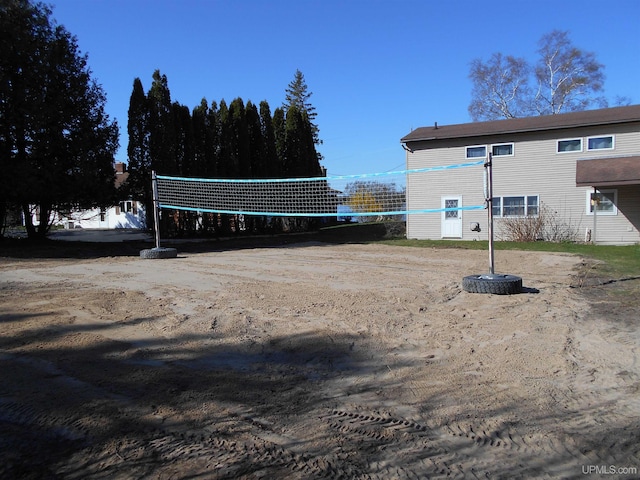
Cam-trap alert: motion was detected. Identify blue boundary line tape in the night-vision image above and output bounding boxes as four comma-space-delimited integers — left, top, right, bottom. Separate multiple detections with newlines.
156, 160, 485, 184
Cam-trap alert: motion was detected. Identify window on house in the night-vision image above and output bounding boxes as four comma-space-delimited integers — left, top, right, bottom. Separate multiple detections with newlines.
492, 197, 501, 218
557, 138, 582, 153
492, 195, 539, 217
445, 199, 459, 219
503, 196, 525, 216
587, 135, 614, 150
587, 189, 617, 215
100, 209, 106, 221
466, 145, 487, 158
492, 143, 514, 156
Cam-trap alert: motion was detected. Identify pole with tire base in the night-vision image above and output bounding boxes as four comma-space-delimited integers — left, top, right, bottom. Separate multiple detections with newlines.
140, 171, 178, 259
462, 154, 522, 294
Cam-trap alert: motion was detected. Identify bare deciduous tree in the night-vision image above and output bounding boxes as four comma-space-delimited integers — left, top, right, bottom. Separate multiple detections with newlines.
469, 53, 533, 121
533, 30, 605, 115
497, 203, 579, 242
469, 30, 607, 121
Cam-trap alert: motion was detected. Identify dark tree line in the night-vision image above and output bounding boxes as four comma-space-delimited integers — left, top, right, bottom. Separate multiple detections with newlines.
125, 70, 323, 237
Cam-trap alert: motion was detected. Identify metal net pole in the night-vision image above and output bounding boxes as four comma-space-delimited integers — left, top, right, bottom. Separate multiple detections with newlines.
485, 154, 495, 275
152, 171, 161, 249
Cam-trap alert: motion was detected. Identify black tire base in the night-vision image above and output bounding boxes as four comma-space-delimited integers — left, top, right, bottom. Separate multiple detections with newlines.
462, 274, 522, 295
140, 247, 178, 259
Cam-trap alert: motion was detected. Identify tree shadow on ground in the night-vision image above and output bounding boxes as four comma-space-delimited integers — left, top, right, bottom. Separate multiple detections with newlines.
2, 294, 639, 479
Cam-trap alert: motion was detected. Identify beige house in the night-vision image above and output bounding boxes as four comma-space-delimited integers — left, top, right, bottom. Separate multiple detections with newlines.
400, 105, 640, 245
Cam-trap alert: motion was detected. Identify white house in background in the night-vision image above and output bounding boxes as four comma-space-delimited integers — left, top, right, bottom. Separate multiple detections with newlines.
400, 105, 640, 245
31, 162, 147, 230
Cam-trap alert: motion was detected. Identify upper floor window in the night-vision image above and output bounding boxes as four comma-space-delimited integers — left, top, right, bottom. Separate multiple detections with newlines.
587, 135, 614, 151
557, 138, 582, 153
466, 145, 487, 158
492, 143, 514, 157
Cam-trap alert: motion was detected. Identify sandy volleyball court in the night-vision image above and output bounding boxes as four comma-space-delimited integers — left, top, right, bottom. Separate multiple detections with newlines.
1, 241, 639, 479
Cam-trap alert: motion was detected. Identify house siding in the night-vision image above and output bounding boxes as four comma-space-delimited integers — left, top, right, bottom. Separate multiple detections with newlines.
405, 120, 640, 244
29, 162, 149, 231
38, 202, 147, 230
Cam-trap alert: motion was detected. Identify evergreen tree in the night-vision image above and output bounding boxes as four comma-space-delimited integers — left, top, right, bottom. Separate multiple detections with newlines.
0, 0, 119, 239
207, 101, 222, 177
192, 98, 214, 177
123, 69, 327, 236
243, 100, 264, 232
171, 101, 196, 235
272, 107, 286, 176
283, 106, 306, 177
282, 105, 322, 178
284, 69, 322, 159
172, 102, 194, 176
217, 99, 231, 177
228, 97, 250, 178
216, 99, 238, 234
126, 77, 151, 224
147, 70, 176, 174
246, 101, 266, 178
300, 112, 322, 177
259, 101, 280, 178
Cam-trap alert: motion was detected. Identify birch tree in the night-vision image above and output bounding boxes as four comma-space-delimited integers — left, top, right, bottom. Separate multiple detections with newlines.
533, 30, 605, 115
469, 30, 606, 121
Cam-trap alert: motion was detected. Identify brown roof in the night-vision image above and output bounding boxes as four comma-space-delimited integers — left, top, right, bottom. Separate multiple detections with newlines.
576, 156, 640, 187
401, 105, 640, 143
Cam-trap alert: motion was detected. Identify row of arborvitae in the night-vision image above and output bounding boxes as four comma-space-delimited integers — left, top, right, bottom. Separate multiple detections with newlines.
124, 69, 325, 237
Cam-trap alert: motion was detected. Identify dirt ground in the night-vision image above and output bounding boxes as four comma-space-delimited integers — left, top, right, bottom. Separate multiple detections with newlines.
1, 239, 639, 479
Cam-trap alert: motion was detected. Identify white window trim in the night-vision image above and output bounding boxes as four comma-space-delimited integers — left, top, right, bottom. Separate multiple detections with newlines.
466, 145, 487, 159
491, 142, 514, 157
586, 189, 618, 216
526, 195, 540, 216
586, 134, 615, 151
493, 194, 539, 217
557, 138, 583, 154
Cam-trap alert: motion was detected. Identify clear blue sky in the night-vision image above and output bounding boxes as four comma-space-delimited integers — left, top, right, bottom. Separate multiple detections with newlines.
50, 0, 640, 177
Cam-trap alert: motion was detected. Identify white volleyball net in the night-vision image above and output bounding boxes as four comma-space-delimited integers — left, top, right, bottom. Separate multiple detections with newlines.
156, 160, 486, 220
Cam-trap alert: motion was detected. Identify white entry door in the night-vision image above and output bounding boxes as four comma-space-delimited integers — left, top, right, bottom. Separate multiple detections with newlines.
441, 196, 463, 238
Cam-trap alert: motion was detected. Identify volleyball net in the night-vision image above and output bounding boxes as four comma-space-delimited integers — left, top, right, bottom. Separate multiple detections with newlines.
155, 160, 486, 219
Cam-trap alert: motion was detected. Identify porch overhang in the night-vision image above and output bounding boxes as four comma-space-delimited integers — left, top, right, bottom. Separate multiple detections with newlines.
576, 156, 640, 187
